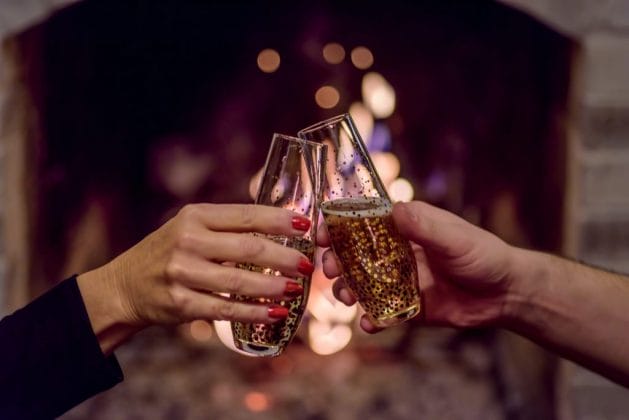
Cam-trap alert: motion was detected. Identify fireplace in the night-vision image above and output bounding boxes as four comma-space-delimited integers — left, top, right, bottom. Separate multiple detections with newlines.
3, 1, 625, 419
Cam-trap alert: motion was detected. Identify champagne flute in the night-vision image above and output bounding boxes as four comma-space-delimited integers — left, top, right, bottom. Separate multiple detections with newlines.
230, 134, 326, 356
299, 114, 421, 328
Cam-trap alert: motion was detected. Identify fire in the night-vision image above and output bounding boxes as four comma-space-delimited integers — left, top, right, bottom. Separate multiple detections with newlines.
306, 258, 357, 355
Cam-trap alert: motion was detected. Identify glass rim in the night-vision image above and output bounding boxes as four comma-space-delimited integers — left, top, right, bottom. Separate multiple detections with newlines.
272, 132, 326, 149
297, 113, 351, 136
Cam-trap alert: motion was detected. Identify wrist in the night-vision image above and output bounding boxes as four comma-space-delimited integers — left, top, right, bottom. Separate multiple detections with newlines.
499, 246, 558, 337
77, 263, 142, 355
498, 246, 543, 329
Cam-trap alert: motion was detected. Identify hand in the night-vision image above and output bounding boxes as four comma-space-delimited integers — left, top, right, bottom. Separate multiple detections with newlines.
78, 203, 314, 353
318, 201, 516, 333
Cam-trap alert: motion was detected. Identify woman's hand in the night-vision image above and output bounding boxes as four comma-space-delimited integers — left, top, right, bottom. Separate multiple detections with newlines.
318, 200, 517, 333
78, 203, 314, 354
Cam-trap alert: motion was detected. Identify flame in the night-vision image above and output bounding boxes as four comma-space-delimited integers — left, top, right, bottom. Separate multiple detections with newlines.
308, 320, 353, 356
349, 102, 374, 147
306, 262, 357, 355
371, 152, 400, 185
388, 177, 414, 202
362, 72, 396, 119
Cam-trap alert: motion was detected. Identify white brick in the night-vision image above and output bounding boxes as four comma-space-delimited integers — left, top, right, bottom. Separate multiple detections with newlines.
583, 34, 629, 107
580, 150, 629, 211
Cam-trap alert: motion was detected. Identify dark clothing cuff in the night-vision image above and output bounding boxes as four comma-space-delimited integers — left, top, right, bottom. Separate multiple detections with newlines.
0, 275, 124, 419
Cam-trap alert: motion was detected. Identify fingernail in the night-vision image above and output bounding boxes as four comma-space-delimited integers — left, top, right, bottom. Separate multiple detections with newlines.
284, 281, 304, 297
292, 216, 311, 231
268, 304, 289, 319
340, 288, 353, 303
297, 257, 315, 275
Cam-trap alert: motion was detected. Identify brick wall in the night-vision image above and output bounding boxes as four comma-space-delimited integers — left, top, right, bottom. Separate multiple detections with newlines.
0, 0, 78, 315
502, 1, 629, 419
572, 18, 629, 420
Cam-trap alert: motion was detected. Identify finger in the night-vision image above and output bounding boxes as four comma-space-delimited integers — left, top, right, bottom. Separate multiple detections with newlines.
181, 231, 314, 278
181, 203, 311, 236
392, 201, 478, 257
173, 287, 289, 324
321, 249, 342, 278
359, 315, 383, 334
169, 254, 304, 300
316, 222, 331, 247
332, 277, 357, 306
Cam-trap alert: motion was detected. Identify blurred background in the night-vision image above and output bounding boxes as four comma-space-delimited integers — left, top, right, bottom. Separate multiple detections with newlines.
0, 0, 628, 419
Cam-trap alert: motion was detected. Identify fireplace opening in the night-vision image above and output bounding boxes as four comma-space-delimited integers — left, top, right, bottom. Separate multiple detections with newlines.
1, 1, 578, 419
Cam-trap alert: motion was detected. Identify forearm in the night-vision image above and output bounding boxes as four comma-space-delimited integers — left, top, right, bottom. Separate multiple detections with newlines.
505, 248, 629, 385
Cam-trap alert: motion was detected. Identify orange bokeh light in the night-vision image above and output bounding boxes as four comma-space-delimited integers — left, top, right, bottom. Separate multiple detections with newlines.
315, 85, 340, 109
257, 48, 280, 73
351, 46, 374, 69
244, 391, 270, 412
323, 42, 345, 64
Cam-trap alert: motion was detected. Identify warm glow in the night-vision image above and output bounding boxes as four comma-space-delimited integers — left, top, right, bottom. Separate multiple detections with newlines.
257, 48, 280, 73
244, 392, 270, 412
153, 142, 213, 199
323, 42, 345, 64
388, 178, 415, 202
307, 278, 357, 324
249, 166, 264, 199
349, 102, 374, 147
270, 354, 296, 375
350, 46, 374, 69
306, 256, 357, 356
315, 85, 340, 109
189, 320, 213, 342
308, 319, 353, 355
354, 163, 374, 190
371, 152, 400, 185
362, 72, 396, 118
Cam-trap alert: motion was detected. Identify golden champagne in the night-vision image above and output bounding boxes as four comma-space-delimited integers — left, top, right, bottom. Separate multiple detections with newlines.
322, 197, 420, 327
231, 236, 314, 357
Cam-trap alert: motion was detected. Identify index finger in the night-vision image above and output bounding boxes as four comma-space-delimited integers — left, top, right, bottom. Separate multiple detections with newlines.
182, 203, 310, 236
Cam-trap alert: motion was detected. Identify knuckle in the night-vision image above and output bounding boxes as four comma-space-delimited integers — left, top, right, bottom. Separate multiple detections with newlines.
164, 255, 186, 281
178, 204, 195, 218
167, 286, 190, 314
174, 229, 196, 251
223, 269, 245, 294
239, 235, 265, 259
216, 301, 237, 320
178, 204, 202, 222
238, 205, 257, 229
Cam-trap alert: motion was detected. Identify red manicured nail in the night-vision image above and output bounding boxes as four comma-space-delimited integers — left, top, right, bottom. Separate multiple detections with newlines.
268, 304, 289, 319
297, 257, 315, 275
284, 281, 304, 297
292, 216, 311, 231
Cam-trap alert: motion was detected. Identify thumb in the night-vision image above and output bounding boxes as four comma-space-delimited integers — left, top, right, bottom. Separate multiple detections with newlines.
392, 201, 471, 257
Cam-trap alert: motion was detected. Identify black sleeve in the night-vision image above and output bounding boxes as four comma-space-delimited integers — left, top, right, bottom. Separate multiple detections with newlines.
0, 276, 124, 419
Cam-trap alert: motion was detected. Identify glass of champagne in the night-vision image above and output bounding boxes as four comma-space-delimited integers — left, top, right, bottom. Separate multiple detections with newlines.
299, 114, 421, 328
230, 134, 326, 356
